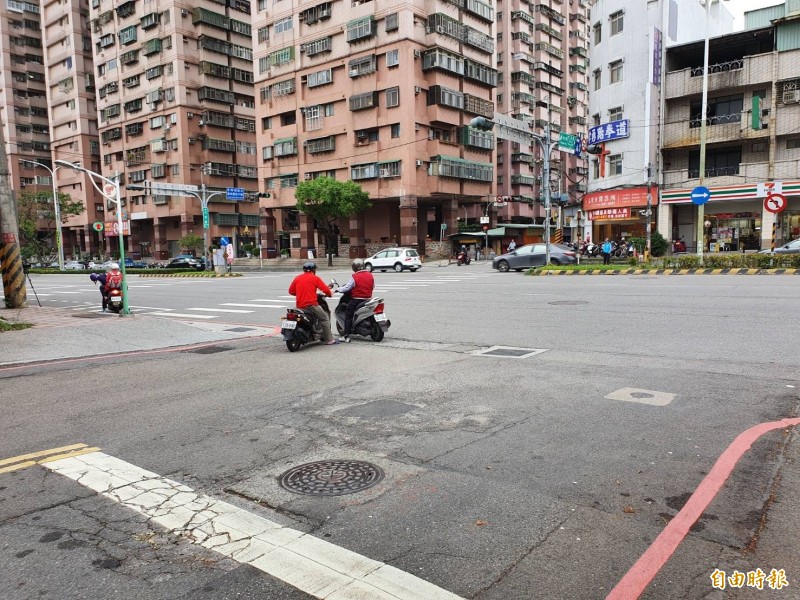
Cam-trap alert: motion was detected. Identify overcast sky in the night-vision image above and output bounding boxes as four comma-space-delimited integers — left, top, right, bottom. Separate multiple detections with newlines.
728, 0, 783, 29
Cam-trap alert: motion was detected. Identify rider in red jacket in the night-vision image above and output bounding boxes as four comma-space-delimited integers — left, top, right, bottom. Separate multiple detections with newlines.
288, 261, 337, 345
335, 258, 375, 342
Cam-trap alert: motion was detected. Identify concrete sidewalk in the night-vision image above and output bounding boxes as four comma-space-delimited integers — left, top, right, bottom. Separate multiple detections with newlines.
0, 306, 277, 367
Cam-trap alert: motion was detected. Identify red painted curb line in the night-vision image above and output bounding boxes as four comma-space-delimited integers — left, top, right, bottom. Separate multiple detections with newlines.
607, 417, 800, 600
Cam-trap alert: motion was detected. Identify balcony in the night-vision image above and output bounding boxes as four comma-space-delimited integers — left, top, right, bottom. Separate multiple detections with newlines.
662, 162, 768, 189
662, 113, 768, 149
664, 53, 773, 100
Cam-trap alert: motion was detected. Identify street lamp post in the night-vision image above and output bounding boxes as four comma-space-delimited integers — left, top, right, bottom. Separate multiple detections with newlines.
24, 160, 65, 271
56, 161, 130, 315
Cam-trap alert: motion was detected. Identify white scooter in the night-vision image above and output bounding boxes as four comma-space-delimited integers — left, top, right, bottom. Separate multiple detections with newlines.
330, 278, 390, 342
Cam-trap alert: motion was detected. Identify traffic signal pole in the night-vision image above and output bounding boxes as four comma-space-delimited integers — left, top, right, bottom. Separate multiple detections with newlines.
0, 123, 27, 308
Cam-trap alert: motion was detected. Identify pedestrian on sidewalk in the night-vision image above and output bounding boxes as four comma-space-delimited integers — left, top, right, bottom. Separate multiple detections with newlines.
601, 238, 613, 265
508, 239, 517, 253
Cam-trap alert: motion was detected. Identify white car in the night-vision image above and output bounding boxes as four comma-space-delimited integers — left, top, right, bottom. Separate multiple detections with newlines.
364, 247, 422, 272
64, 260, 86, 270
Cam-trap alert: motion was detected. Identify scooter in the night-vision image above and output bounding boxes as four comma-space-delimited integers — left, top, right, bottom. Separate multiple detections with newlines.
330, 278, 390, 342
281, 291, 333, 352
107, 288, 123, 313
456, 251, 471, 266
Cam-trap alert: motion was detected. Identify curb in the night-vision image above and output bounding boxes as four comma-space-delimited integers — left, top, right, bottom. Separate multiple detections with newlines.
530, 268, 800, 276
137, 273, 242, 278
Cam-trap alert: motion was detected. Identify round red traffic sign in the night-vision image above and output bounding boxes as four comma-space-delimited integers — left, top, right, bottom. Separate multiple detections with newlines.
764, 193, 787, 214
92, 222, 103, 232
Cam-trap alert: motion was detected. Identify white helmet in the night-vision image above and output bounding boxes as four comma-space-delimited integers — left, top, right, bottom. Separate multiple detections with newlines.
107, 262, 120, 270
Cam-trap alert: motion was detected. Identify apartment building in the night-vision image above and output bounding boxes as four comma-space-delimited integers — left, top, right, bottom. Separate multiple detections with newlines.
0, 0, 51, 199
659, 2, 800, 252
90, 0, 260, 260
252, 0, 497, 258
41, 0, 107, 258
586, 0, 732, 245
495, 0, 589, 243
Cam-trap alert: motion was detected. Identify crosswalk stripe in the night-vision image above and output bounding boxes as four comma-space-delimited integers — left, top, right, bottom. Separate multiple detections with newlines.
147, 312, 217, 319
43, 452, 463, 600
187, 307, 254, 314
248, 299, 291, 303
221, 303, 285, 308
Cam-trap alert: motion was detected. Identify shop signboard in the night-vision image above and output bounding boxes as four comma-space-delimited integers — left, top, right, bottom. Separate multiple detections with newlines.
583, 187, 652, 211
587, 208, 631, 220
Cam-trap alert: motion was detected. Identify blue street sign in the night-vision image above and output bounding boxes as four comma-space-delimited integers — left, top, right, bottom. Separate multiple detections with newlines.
691, 186, 711, 205
574, 136, 582, 157
226, 187, 245, 201
220, 236, 230, 246
588, 119, 630, 145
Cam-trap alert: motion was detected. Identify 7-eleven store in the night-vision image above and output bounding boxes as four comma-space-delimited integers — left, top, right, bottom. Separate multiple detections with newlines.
658, 182, 800, 252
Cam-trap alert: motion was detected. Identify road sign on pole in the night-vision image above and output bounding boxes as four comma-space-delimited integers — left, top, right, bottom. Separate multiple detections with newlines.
690, 186, 711, 205
202, 207, 210, 229
226, 187, 245, 201
92, 222, 103, 232
764, 193, 787, 214
148, 182, 199, 197
558, 132, 577, 153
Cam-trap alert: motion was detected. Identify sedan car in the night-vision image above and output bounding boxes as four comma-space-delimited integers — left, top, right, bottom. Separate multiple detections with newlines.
63, 260, 86, 270
758, 238, 800, 254
364, 248, 422, 272
492, 243, 578, 272
166, 257, 204, 270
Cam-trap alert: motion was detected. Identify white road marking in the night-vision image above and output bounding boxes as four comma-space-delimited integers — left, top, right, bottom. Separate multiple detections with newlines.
221, 303, 285, 308
50, 291, 87, 294
129, 306, 174, 311
605, 388, 676, 407
147, 312, 217, 319
43, 452, 463, 600
188, 307, 254, 314
249, 299, 291, 303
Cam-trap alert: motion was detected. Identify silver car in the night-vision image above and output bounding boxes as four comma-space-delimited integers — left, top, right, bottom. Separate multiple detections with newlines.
759, 238, 800, 254
492, 243, 578, 272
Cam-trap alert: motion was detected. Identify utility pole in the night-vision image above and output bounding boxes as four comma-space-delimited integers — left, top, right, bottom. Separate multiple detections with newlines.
544, 116, 552, 266
696, 0, 712, 263
645, 163, 653, 261
0, 121, 28, 308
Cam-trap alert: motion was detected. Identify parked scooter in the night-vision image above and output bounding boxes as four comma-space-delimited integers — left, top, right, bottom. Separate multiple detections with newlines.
281, 289, 334, 352
330, 278, 390, 342
456, 251, 471, 266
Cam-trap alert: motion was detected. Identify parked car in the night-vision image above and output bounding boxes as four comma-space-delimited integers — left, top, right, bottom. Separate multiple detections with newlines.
758, 238, 800, 255
364, 248, 422, 272
492, 243, 578, 272
124, 258, 148, 269
174, 254, 207, 268
166, 257, 204, 270
63, 260, 86, 270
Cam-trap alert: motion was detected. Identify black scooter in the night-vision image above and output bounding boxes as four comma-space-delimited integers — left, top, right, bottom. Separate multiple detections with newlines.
281, 291, 333, 352
330, 278, 390, 342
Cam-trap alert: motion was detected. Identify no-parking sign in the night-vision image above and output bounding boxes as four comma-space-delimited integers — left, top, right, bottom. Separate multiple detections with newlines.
763, 193, 787, 214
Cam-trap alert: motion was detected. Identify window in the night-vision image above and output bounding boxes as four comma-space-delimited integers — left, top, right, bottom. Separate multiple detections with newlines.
305, 105, 322, 131
280, 111, 296, 126
349, 55, 376, 77
274, 137, 298, 157
391, 123, 400, 138
609, 106, 623, 121
306, 135, 335, 153
593, 69, 601, 91
386, 49, 399, 68
609, 154, 622, 175
592, 159, 600, 179
258, 26, 269, 43
268, 46, 294, 66
690, 95, 743, 128
378, 161, 401, 178
351, 163, 378, 180
301, 36, 331, 56
610, 10, 623, 35
119, 25, 138, 45
609, 60, 623, 84
262, 116, 272, 129
385, 12, 398, 31
592, 113, 601, 126
273, 16, 292, 34
593, 22, 601, 45
688, 147, 741, 178
347, 16, 375, 42
385, 87, 399, 108
350, 91, 378, 111
429, 156, 493, 181
786, 139, 800, 150
307, 68, 332, 88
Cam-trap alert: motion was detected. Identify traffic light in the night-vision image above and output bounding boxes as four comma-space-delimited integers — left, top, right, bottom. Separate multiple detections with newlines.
470, 116, 495, 131
586, 143, 605, 155
257, 192, 271, 198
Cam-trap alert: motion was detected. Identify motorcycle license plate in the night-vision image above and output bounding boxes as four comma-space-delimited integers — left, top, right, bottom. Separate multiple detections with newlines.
282, 320, 297, 330
374, 313, 387, 322
110, 296, 122, 304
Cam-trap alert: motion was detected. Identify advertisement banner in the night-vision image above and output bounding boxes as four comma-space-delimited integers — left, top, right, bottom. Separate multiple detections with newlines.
104, 221, 130, 236
587, 207, 631, 220
583, 187, 654, 210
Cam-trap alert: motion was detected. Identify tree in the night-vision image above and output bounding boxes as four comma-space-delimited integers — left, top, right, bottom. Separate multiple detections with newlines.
295, 177, 371, 266
179, 233, 204, 256
17, 190, 84, 265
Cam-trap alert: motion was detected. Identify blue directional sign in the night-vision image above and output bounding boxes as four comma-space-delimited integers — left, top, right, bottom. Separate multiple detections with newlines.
226, 187, 245, 201
219, 236, 230, 246
691, 186, 711, 205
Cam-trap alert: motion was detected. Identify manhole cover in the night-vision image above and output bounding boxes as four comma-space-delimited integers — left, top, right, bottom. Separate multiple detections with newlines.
548, 300, 589, 306
471, 346, 548, 359
226, 327, 254, 333
278, 460, 384, 496
184, 345, 233, 354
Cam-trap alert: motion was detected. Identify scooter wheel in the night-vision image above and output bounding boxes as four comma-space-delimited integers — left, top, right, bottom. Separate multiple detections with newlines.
370, 321, 385, 342
286, 339, 302, 352
336, 322, 344, 335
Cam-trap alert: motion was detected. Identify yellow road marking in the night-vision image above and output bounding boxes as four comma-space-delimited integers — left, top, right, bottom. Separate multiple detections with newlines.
0, 443, 88, 467
0, 461, 37, 475
38, 447, 101, 464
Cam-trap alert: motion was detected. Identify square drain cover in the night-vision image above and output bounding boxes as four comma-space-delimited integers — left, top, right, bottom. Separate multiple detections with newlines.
471, 346, 548, 359
226, 327, 255, 333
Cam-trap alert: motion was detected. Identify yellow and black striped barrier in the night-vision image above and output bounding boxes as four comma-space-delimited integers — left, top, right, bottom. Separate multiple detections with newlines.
0, 237, 27, 308
138, 273, 241, 278
530, 268, 800, 276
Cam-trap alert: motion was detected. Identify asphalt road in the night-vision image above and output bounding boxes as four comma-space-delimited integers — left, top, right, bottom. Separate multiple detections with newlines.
2, 267, 799, 599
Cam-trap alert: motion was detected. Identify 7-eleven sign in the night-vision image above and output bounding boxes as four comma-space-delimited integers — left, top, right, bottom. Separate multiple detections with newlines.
757, 182, 782, 197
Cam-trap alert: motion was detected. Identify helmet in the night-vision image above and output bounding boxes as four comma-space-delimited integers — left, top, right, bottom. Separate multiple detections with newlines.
302, 261, 317, 272
107, 262, 119, 271
351, 258, 364, 272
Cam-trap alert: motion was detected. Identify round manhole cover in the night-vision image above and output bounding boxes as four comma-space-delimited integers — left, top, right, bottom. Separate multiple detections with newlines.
278, 460, 384, 496
548, 300, 589, 306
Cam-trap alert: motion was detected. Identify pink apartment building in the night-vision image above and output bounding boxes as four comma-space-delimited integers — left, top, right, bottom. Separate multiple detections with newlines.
252, 0, 497, 258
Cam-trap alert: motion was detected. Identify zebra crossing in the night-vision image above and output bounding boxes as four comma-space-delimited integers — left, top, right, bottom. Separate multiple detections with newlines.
28, 272, 491, 321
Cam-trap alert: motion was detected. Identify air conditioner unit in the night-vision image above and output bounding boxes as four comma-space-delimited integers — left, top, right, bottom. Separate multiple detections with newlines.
163, 124, 171, 131
436, 26, 444, 33
187, 112, 194, 118
304, 173, 312, 180
414, 124, 421, 131
413, 49, 421, 58
20, 182, 26, 187
181, 9, 188, 16
416, 159, 423, 167
357, 131, 367, 139
783, 89, 800, 104
380, 169, 390, 177
352, 1, 362, 6
299, 46, 306, 53
198, 119, 205, 126
349, 69, 359, 77
414, 86, 421, 94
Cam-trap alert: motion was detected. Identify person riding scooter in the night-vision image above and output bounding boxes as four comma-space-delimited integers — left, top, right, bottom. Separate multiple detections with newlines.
89, 262, 122, 312
336, 258, 375, 343
288, 261, 338, 345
